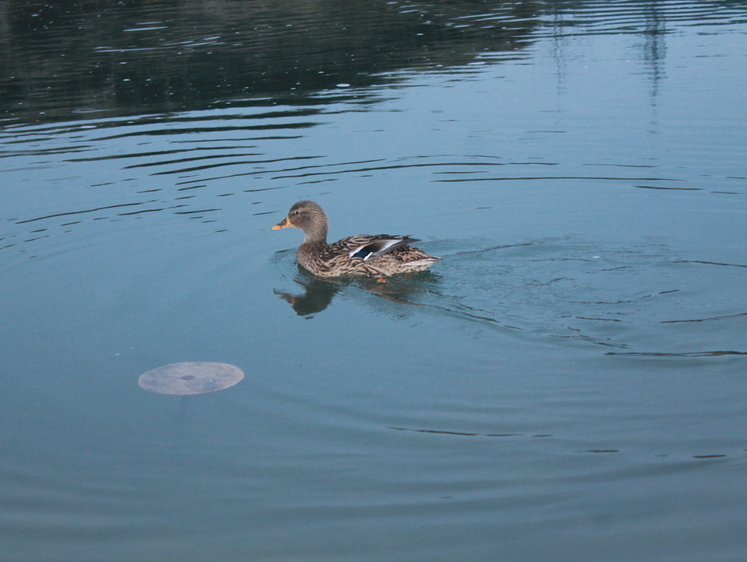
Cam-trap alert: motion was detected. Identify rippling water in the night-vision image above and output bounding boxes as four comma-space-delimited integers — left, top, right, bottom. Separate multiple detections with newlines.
2, 1, 746, 561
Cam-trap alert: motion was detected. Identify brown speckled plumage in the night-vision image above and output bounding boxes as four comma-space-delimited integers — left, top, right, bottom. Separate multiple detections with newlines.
272, 201, 440, 278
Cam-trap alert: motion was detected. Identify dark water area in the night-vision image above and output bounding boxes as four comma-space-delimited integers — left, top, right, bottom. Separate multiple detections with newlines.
2, 0, 744, 122
1, 1, 747, 561
1, 0, 541, 121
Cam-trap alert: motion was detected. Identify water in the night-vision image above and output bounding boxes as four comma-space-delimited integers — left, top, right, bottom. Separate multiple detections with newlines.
1, 1, 746, 560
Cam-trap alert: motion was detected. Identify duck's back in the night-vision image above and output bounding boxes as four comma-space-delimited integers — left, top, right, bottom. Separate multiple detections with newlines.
296, 234, 439, 277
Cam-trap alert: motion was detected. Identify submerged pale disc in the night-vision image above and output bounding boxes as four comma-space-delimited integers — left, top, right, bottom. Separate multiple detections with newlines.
138, 362, 244, 395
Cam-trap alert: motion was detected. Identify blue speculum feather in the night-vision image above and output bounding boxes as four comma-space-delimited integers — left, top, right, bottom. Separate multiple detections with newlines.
351, 248, 372, 259
348, 237, 411, 261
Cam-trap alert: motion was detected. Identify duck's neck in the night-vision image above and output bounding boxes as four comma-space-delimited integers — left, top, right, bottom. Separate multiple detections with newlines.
302, 214, 329, 244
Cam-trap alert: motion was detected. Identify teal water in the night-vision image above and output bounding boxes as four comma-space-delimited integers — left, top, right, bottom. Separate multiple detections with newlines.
1, 1, 746, 560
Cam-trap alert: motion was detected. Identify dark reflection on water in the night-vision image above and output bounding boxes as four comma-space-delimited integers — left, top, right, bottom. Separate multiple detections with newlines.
275, 267, 442, 316
3, 0, 747, 125
1, 0, 540, 122
274, 274, 342, 316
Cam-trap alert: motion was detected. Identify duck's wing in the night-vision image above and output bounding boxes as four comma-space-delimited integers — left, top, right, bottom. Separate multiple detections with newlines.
337, 234, 420, 262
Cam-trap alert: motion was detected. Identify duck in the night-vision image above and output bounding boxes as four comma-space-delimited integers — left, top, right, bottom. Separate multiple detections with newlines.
272, 200, 440, 278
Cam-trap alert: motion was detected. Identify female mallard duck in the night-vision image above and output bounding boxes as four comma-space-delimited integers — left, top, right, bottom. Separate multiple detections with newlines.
272, 200, 440, 278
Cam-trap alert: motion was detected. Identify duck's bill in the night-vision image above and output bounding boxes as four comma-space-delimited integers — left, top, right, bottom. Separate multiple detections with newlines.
272, 217, 292, 230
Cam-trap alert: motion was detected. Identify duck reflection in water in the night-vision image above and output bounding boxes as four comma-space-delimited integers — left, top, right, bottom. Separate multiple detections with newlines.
274, 275, 340, 316
274, 269, 441, 316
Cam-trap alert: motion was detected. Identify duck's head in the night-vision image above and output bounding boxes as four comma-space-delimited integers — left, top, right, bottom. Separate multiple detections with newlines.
272, 200, 329, 242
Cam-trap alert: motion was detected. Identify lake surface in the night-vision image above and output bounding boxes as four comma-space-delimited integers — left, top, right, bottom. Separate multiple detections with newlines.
1, 1, 746, 560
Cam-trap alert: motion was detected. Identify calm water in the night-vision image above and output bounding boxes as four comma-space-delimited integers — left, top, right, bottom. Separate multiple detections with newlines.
2, 1, 747, 560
